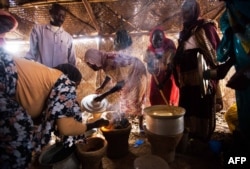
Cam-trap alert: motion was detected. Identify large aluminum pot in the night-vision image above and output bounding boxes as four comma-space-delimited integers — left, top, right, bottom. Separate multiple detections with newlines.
144, 105, 185, 136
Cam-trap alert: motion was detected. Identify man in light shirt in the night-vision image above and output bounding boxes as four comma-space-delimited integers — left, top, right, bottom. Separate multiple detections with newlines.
25, 3, 76, 67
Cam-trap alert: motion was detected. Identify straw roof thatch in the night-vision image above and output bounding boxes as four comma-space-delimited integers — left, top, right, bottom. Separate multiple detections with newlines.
2, 0, 235, 112
2, 0, 226, 40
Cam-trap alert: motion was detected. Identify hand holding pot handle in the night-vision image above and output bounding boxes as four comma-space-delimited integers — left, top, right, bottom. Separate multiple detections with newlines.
95, 87, 103, 94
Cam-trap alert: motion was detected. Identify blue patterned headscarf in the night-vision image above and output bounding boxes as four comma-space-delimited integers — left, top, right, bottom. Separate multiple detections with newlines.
217, 0, 250, 62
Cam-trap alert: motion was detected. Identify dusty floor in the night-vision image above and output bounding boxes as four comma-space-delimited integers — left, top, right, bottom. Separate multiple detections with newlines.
101, 131, 224, 169
34, 111, 245, 169
101, 111, 234, 169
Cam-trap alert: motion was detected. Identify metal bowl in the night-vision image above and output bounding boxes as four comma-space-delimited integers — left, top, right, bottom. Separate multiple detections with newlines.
144, 105, 186, 136
81, 94, 108, 113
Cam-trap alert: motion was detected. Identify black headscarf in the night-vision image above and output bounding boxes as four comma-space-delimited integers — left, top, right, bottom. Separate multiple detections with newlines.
54, 63, 82, 83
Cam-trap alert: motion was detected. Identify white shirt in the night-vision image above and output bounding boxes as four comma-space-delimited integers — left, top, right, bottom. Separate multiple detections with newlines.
25, 24, 76, 67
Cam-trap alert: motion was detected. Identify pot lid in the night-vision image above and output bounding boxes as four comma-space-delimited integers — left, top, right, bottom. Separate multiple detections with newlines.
197, 52, 209, 96
81, 94, 108, 113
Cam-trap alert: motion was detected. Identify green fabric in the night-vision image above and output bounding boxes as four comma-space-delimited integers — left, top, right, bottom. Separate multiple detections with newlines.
217, 0, 250, 135
217, 12, 233, 62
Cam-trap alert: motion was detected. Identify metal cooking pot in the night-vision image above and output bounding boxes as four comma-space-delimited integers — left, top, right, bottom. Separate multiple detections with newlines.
144, 105, 185, 136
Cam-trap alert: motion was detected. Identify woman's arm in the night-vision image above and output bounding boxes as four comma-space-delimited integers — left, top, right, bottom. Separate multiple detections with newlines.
96, 76, 111, 92
94, 80, 125, 102
56, 117, 109, 136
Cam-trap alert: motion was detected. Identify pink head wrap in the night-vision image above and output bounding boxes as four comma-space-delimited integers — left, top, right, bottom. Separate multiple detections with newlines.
148, 27, 166, 51
84, 48, 104, 67
147, 26, 176, 53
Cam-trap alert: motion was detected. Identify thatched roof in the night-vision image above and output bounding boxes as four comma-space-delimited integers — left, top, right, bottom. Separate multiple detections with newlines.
1, 0, 236, 112
2, 0, 225, 40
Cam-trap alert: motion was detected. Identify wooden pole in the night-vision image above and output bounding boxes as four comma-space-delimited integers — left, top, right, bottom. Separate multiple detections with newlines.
152, 74, 169, 105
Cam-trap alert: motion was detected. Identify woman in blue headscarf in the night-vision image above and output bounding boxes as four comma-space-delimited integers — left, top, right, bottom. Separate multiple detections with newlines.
217, 0, 250, 142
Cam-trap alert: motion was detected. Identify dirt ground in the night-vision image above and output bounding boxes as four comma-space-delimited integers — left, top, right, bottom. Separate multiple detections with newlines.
101, 111, 234, 169
33, 111, 241, 169
101, 132, 224, 169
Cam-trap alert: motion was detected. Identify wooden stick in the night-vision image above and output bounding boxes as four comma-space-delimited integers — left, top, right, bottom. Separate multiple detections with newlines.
82, 0, 101, 32
152, 74, 169, 105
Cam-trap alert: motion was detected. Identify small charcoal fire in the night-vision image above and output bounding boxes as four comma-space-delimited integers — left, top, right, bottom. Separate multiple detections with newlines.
102, 111, 130, 130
